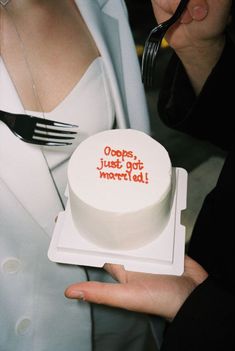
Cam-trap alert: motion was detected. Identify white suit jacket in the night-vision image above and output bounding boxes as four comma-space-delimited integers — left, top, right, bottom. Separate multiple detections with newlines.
0, 1, 151, 350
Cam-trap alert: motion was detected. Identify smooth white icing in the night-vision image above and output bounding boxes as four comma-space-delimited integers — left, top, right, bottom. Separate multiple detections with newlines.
68, 129, 172, 250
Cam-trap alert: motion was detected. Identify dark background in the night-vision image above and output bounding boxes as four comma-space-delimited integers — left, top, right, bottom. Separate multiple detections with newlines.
125, 0, 157, 45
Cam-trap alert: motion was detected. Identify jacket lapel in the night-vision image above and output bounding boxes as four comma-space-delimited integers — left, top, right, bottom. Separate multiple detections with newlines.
75, 0, 129, 128
0, 58, 63, 237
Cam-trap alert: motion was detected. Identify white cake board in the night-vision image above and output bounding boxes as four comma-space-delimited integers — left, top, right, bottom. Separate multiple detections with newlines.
48, 168, 188, 276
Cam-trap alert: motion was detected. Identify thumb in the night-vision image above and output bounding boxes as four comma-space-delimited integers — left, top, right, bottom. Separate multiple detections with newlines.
64, 281, 148, 313
188, 1, 208, 21
181, 2, 208, 24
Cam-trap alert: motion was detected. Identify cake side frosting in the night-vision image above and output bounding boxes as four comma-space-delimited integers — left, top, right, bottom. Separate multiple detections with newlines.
68, 129, 172, 250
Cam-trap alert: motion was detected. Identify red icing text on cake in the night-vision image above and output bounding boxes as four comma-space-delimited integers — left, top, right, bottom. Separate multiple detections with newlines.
96, 146, 149, 184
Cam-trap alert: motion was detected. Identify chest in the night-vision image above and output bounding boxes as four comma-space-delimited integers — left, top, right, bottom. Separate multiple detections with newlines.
0, 2, 100, 112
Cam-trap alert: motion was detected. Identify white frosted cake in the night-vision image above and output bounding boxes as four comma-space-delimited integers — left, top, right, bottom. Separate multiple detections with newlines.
68, 129, 172, 250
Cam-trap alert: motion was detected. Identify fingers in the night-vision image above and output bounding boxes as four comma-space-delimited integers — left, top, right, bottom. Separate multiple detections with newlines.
184, 255, 208, 285
180, 9, 194, 24
103, 263, 128, 283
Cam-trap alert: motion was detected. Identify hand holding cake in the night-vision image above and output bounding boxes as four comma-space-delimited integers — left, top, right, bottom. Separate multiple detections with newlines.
65, 255, 208, 320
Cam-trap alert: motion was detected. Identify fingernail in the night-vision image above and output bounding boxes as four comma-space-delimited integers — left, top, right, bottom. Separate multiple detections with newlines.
192, 6, 208, 20
67, 290, 85, 300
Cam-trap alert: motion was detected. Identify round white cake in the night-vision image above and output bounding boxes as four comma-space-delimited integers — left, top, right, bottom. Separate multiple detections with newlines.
68, 129, 172, 250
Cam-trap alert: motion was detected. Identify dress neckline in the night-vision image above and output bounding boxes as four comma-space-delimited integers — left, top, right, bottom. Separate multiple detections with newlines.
0, 56, 102, 115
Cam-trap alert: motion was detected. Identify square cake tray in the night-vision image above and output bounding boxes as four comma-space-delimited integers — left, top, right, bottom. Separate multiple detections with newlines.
48, 167, 188, 275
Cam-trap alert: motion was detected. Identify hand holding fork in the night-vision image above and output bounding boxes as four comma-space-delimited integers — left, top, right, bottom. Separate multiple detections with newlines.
141, 0, 189, 88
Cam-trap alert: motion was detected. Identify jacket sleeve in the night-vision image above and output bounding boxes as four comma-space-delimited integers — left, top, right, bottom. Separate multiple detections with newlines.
161, 276, 235, 350
160, 148, 235, 350
158, 35, 235, 151
158, 30, 235, 351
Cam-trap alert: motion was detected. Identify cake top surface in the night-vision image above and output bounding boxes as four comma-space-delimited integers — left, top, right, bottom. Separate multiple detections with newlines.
68, 129, 172, 212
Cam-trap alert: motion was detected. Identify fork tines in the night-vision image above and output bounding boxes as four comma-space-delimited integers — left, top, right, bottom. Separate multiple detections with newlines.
0, 110, 78, 146
32, 116, 78, 128
141, 0, 190, 88
141, 26, 164, 88
32, 116, 78, 146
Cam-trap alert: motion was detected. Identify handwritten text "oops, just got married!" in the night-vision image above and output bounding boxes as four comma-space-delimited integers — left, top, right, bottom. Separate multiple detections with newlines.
96, 146, 149, 184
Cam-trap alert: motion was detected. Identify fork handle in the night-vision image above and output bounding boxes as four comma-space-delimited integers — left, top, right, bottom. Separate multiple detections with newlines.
161, 0, 190, 28
0, 110, 17, 128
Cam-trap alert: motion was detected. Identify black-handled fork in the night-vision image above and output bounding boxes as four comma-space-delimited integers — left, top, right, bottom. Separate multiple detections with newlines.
141, 0, 189, 88
0, 110, 78, 146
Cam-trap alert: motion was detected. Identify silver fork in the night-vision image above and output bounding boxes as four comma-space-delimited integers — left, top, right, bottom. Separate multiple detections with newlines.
0, 110, 78, 146
141, 0, 189, 88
